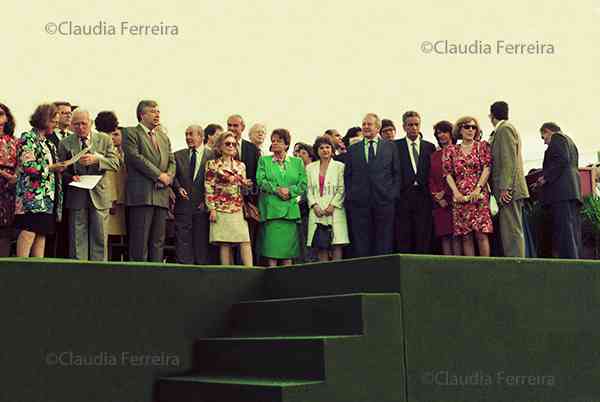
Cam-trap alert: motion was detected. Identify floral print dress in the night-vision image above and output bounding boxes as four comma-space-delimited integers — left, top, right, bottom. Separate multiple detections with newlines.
15, 130, 62, 217
442, 140, 493, 236
0, 134, 17, 227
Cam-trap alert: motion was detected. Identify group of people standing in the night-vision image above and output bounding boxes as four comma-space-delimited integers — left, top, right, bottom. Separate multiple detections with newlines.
0, 98, 583, 264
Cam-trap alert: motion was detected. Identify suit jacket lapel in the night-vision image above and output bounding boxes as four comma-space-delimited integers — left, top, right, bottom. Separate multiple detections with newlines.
194, 148, 208, 185
138, 124, 160, 161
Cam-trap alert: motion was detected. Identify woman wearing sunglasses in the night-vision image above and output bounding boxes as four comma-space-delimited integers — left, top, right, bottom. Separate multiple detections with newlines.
441, 116, 493, 256
204, 131, 253, 266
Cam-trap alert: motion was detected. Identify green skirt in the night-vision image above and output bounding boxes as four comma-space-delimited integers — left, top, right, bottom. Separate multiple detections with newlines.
260, 219, 300, 259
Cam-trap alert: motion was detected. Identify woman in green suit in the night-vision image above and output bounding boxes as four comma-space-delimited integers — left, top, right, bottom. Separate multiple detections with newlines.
257, 129, 307, 266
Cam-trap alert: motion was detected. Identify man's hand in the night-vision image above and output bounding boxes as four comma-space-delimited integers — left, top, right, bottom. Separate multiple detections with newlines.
500, 190, 513, 204
324, 204, 335, 216
178, 188, 189, 200
158, 172, 171, 186
79, 154, 98, 166
72, 175, 81, 182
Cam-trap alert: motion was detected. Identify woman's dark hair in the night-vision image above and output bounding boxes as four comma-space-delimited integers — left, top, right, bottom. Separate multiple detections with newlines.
271, 128, 291, 150
94, 111, 119, 133
204, 123, 223, 144
313, 135, 335, 158
0, 103, 16, 135
342, 126, 362, 148
433, 120, 455, 146
294, 142, 316, 162
29, 103, 58, 131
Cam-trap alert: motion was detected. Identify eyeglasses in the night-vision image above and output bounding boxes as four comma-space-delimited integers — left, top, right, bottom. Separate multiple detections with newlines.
462, 125, 477, 131
224, 141, 237, 147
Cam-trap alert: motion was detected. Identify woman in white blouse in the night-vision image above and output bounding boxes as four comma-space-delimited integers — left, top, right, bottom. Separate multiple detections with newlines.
306, 136, 349, 261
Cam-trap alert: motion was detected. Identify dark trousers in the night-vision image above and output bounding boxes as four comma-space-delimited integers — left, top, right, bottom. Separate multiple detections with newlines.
395, 187, 433, 254
128, 206, 168, 262
551, 200, 582, 259
349, 204, 395, 257
174, 211, 212, 265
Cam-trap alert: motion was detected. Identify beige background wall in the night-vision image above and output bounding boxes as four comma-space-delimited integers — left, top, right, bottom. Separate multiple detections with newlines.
3, 0, 598, 169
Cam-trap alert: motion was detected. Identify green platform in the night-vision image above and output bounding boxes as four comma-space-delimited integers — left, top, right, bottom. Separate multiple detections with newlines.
1, 255, 599, 401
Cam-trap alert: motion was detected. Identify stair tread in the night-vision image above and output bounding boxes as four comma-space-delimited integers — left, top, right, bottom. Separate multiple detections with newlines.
161, 375, 323, 387
240, 292, 397, 304
199, 335, 361, 341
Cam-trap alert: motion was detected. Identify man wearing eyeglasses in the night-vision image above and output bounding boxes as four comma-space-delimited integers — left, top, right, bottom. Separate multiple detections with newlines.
488, 101, 529, 257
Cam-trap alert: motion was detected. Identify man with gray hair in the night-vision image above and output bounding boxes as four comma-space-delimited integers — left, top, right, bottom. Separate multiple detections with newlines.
123, 100, 176, 262
536, 122, 582, 259
173, 124, 215, 264
58, 109, 120, 260
344, 113, 400, 257
248, 123, 266, 155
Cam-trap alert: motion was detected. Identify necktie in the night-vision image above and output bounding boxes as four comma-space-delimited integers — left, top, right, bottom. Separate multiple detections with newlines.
411, 142, 419, 168
190, 149, 197, 180
148, 130, 159, 151
60, 130, 66, 139
368, 140, 375, 163
81, 137, 88, 150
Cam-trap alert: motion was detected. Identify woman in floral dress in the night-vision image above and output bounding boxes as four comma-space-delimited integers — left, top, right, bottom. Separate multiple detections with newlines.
15, 104, 65, 257
205, 131, 253, 266
0, 103, 18, 256
442, 116, 493, 256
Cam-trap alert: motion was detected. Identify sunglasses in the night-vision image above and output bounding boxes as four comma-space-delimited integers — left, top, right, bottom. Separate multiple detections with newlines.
224, 141, 237, 147
462, 125, 478, 131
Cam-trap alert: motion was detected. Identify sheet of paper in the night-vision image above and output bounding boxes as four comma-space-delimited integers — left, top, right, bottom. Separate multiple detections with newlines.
68, 175, 102, 190
63, 147, 92, 167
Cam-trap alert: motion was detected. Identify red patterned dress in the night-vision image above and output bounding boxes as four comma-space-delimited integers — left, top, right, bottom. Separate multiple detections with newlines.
442, 140, 493, 236
0, 134, 17, 233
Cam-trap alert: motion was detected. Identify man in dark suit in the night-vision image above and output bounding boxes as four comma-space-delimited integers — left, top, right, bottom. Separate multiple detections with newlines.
123, 100, 176, 262
58, 109, 120, 261
536, 122, 582, 259
344, 113, 400, 257
173, 125, 215, 265
394, 111, 436, 254
227, 114, 261, 264
45, 101, 74, 258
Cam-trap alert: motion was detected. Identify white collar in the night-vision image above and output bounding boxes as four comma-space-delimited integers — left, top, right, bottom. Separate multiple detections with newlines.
405, 135, 421, 146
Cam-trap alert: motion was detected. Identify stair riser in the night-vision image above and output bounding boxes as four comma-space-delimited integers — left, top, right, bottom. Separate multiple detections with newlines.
157, 380, 283, 402
193, 339, 326, 379
229, 296, 364, 336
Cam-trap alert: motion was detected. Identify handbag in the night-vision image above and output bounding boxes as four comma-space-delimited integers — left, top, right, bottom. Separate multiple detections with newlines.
311, 223, 333, 250
243, 201, 260, 223
489, 193, 499, 217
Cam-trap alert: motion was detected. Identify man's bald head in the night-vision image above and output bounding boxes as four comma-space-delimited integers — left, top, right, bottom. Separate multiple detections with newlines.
71, 109, 92, 138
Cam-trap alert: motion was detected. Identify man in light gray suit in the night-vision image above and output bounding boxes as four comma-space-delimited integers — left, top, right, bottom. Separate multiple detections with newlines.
58, 109, 120, 261
173, 124, 214, 264
488, 101, 529, 257
123, 100, 176, 262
